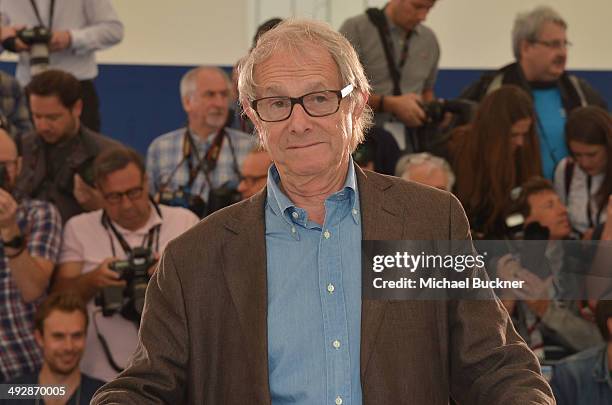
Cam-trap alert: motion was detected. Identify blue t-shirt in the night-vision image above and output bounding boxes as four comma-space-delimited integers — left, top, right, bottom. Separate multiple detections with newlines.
532, 87, 568, 179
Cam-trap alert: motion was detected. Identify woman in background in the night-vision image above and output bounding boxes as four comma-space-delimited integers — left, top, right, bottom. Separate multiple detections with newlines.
449, 85, 542, 239
554, 106, 612, 238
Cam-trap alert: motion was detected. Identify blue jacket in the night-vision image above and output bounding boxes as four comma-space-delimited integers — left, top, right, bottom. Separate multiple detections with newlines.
551, 344, 612, 405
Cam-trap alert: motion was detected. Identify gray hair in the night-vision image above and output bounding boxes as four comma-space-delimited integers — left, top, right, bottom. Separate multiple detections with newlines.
180, 66, 231, 100
512, 5, 567, 60
395, 152, 455, 191
238, 18, 373, 152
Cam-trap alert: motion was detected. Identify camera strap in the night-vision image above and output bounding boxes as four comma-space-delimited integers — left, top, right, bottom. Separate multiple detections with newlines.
366, 7, 412, 96
183, 127, 241, 194
29, 0, 55, 30
101, 203, 162, 258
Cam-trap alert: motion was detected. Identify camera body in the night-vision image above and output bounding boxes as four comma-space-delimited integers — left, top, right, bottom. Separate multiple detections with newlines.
156, 187, 207, 218
18, 26, 52, 76
95, 247, 156, 320
156, 182, 241, 218
421, 98, 478, 126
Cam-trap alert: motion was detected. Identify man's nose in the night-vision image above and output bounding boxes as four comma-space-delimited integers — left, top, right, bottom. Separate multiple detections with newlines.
35, 118, 50, 131
287, 103, 312, 134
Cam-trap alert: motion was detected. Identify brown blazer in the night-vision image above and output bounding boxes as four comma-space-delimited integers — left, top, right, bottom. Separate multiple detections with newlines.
92, 168, 554, 404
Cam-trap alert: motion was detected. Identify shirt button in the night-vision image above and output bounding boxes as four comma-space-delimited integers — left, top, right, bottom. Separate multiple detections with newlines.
327, 283, 335, 294
291, 226, 296, 234
352, 208, 358, 215
335, 396, 343, 405
332, 340, 341, 349
292, 212, 299, 219
323, 230, 331, 239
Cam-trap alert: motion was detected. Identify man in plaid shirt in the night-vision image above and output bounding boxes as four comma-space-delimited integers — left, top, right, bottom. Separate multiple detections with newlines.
0, 129, 62, 382
0, 70, 32, 142
146, 66, 255, 217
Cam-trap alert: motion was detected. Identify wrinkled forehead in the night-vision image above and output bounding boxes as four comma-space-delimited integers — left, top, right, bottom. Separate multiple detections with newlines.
252, 42, 342, 94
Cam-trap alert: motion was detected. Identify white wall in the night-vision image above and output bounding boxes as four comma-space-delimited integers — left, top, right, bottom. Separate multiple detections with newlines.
6, 0, 610, 70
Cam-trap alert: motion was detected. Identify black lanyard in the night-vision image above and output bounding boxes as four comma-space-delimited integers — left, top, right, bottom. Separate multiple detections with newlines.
366, 6, 413, 96
101, 208, 161, 258
585, 175, 604, 228
182, 128, 241, 194
30, 0, 55, 30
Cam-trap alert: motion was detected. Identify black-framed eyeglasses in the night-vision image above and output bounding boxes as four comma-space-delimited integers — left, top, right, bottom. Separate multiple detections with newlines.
532, 39, 572, 50
239, 174, 267, 186
251, 84, 354, 122
103, 186, 144, 204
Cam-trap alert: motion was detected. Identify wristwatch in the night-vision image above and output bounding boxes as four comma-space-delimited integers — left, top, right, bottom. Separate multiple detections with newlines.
2, 234, 25, 250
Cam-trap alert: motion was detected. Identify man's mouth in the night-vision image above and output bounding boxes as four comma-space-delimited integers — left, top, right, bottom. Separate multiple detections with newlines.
287, 142, 323, 149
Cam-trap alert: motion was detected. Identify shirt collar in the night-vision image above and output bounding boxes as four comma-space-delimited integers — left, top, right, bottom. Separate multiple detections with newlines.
266, 158, 359, 226
108, 202, 162, 236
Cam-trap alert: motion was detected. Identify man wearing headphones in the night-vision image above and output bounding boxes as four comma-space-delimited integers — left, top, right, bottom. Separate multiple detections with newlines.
53, 147, 198, 382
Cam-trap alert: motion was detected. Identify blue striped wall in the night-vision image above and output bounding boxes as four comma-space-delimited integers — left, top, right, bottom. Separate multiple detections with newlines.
1, 62, 610, 156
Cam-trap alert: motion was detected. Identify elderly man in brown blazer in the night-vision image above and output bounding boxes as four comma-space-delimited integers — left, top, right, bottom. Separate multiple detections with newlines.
92, 19, 555, 405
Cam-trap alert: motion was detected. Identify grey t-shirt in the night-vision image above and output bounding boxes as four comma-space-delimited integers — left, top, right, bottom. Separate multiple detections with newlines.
340, 10, 440, 125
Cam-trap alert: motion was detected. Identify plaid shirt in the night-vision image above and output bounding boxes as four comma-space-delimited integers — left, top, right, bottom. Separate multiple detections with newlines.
0, 199, 62, 382
146, 127, 256, 201
0, 70, 33, 141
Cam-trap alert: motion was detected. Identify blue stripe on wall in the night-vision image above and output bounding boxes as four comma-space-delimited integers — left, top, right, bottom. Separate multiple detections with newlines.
1, 62, 610, 156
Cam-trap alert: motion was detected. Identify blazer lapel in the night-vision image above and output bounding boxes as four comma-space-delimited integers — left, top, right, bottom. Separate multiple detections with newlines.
221, 192, 271, 403
356, 167, 404, 379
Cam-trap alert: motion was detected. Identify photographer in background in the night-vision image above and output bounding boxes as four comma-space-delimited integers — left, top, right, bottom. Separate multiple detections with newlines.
237, 147, 271, 200
0, 128, 62, 383
340, 0, 440, 152
15, 69, 121, 224
0, 0, 124, 132
146, 66, 255, 218
496, 177, 602, 362
461, 6, 607, 179
53, 147, 198, 382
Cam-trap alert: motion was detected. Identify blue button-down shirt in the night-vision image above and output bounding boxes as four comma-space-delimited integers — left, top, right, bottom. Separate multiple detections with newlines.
551, 344, 612, 405
266, 161, 363, 405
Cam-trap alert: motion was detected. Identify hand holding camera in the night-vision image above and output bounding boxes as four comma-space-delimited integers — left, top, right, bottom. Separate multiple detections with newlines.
385, 93, 426, 127
49, 30, 71, 51
89, 257, 126, 289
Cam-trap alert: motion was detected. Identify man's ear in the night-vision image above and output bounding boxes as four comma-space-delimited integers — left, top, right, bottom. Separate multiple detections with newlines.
34, 328, 43, 348
242, 100, 267, 148
72, 99, 83, 119
352, 91, 368, 125
182, 95, 192, 114
519, 39, 532, 59
15, 156, 22, 178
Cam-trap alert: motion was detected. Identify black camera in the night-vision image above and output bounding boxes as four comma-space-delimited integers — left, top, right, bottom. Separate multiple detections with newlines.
18, 26, 51, 75
421, 98, 478, 126
156, 187, 207, 218
156, 182, 241, 218
207, 182, 241, 215
95, 247, 156, 321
